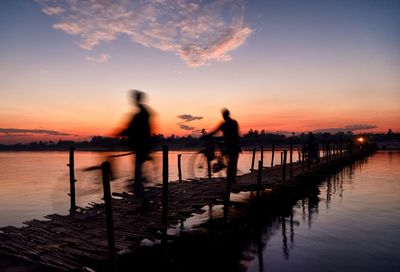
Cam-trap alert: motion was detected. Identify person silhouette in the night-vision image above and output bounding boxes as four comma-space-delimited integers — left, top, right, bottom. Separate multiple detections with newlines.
207, 108, 241, 183
118, 90, 152, 208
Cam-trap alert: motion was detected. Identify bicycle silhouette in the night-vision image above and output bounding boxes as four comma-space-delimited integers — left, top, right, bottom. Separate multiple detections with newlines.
188, 136, 229, 178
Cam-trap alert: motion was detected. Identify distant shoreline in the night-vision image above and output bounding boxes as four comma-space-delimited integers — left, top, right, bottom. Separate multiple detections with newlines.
0, 144, 399, 152
1, 133, 399, 152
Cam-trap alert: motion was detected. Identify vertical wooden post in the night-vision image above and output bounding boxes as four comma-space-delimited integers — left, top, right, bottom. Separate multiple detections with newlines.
250, 147, 256, 172
256, 160, 262, 197
68, 147, 76, 212
350, 141, 353, 156
162, 146, 169, 223
317, 143, 321, 163
224, 148, 235, 222
101, 161, 115, 264
307, 147, 311, 170
161, 146, 169, 263
297, 146, 301, 162
346, 143, 349, 157
289, 144, 293, 179
223, 176, 232, 223
347, 143, 350, 157
282, 150, 287, 181
260, 145, 264, 169
271, 144, 275, 167
281, 152, 283, 165
327, 143, 331, 161
177, 154, 182, 182
302, 149, 305, 174
207, 156, 212, 179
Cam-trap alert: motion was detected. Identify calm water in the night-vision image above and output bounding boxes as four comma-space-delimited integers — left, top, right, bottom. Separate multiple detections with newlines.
1, 151, 399, 271
241, 151, 400, 272
0, 150, 271, 227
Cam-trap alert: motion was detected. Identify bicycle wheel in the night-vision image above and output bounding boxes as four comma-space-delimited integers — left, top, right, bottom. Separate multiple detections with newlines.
188, 152, 209, 178
212, 152, 227, 174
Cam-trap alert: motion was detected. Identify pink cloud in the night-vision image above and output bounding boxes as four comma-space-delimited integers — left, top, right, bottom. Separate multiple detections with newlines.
37, 0, 253, 67
85, 53, 110, 64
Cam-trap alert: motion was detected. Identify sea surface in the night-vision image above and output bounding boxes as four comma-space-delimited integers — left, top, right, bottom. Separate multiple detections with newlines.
240, 151, 400, 272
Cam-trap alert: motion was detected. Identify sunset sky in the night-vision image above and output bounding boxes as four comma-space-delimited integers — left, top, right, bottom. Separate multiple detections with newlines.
1, 0, 399, 144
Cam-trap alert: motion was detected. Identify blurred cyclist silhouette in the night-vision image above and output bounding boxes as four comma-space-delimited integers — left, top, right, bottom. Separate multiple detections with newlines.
117, 90, 153, 208
206, 108, 241, 183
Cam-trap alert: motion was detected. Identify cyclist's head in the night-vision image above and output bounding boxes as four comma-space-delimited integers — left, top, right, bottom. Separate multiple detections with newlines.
222, 108, 230, 121
131, 89, 146, 106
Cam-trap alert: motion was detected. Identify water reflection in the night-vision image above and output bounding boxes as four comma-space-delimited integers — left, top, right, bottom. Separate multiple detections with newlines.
126, 152, 400, 272
243, 153, 399, 272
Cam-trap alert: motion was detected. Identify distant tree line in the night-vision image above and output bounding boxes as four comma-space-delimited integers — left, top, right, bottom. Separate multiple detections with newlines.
0, 129, 398, 151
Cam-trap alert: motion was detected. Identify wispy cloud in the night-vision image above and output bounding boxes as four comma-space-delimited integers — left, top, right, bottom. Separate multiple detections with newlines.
177, 114, 203, 122
0, 128, 72, 136
313, 124, 378, 134
178, 124, 195, 131
177, 113, 203, 131
37, 0, 252, 67
86, 53, 110, 63
41, 6, 64, 16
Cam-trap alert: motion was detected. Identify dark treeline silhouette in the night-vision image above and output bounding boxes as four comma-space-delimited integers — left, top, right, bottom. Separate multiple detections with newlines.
0, 129, 398, 151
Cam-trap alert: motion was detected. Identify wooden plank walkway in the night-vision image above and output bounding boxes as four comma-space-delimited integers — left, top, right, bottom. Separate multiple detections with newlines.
0, 146, 375, 271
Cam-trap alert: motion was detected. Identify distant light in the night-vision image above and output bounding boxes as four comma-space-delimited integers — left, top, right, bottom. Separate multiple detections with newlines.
357, 137, 364, 143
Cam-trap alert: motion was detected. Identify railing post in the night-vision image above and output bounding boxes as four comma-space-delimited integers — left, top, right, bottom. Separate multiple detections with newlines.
162, 146, 169, 223
256, 160, 262, 197
161, 146, 169, 263
224, 151, 235, 222
177, 154, 182, 182
101, 161, 115, 265
328, 143, 331, 159
297, 146, 301, 162
260, 145, 264, 169
250, 147, 256, 172
282, 150, 287, 181
271, 144, 275, 167
289, 144, 293, 179
68, 147, 76, 212
207, 156, 212, 179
